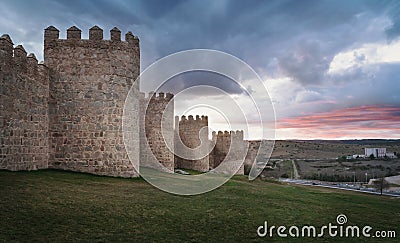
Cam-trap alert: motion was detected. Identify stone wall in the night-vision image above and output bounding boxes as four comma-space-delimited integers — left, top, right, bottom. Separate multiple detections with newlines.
175, 115, 209, 172
210, 130, 245, 175
0, 26, 254, 178
244, 140, 261, 166
44, 26, 140, 177
0, 34, 49, 171
139, 92, 174, 172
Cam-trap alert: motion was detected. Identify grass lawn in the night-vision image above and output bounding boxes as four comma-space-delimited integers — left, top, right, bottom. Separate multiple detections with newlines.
0, 170, 399, 242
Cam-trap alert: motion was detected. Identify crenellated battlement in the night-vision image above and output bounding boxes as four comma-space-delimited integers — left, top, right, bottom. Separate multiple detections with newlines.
44, 25, 139, 50
0, 33, 50, 172
209, 129, 245, 173
27, 53, 38, 75
139, 92, 175, 172
67, 26, 81, 39
231, 130, 244, 139
212, 130, 244, 141
1, 25, 141, 177
0, 33, 49, 82
44, 25, 141, 177
0, 34, 49, 82
89, 26, 103, 40
0, 33, 13, 44
178, 114, 208, 124
174, 114, 210, 172
14, 45, 27, 74
1, 24, 248, 177
0, 34, 13, 75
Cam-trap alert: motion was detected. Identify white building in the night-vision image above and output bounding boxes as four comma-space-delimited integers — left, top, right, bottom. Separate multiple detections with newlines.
365, 148, 386, 158
364, 148, 387, 158
385, 152, 397, 159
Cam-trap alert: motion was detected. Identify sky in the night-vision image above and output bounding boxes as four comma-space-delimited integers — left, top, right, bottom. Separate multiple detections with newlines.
1, 0, 400, 140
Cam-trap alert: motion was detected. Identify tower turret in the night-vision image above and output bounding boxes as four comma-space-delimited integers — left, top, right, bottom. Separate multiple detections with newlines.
44, 26, 140, 177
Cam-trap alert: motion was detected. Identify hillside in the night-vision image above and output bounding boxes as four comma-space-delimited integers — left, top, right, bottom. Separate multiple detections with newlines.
270, 140, 400, 159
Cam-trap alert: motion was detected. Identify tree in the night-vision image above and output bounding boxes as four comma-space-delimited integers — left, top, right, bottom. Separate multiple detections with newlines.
374, 178, 390, 195
369, 154, 375, 160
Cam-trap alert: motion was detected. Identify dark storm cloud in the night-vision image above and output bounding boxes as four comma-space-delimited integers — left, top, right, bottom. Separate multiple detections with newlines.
277, 39, 330, 85
1, 0, 400, 100
3, 0, 398, 63
363, 0, 400, 40
2, 0, 400, 138
157, 71, 245, 95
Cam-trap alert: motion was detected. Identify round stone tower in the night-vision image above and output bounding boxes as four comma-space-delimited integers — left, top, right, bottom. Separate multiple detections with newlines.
44, 26, 140, 177
175, 115, 210, 172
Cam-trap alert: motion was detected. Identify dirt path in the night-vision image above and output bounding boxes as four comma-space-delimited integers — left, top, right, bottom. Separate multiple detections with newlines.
292, 160, 300, 179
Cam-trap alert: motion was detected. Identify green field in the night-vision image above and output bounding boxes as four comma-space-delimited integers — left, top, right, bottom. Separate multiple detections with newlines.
0, 170, 399, 242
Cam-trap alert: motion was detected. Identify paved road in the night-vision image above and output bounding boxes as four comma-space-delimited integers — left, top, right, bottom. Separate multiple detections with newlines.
279, 178, 400, 197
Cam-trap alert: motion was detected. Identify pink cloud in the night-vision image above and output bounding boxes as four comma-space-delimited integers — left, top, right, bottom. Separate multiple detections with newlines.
277, 105, 400, 139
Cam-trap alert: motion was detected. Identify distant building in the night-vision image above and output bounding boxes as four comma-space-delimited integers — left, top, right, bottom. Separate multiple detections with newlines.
364, 148, 389, 158
385, 152, 397, 159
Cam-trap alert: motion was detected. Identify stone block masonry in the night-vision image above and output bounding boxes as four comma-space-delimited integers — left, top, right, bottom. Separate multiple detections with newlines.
139, 92, 174, 172
1, 26, 141, 177
175, 115, 210, 172
174, 114, 246, 175
44, 26, 140, 177
0, 25, 252, 178
0, 35, 49, 171
210, 130, 246, 175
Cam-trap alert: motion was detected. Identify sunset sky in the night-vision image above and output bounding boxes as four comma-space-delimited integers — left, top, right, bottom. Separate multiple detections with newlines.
1, 0, 399, 139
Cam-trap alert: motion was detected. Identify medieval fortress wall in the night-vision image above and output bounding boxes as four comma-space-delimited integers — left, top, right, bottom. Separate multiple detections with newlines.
0, 25, 254, 177
1, 26, 140, 177
140, 92, 174, 172
211, 130, 246, 175
174, 115, 246, 175
175, 115, 210, 172
44, 26, 140, 177
0, 35, 49, 171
